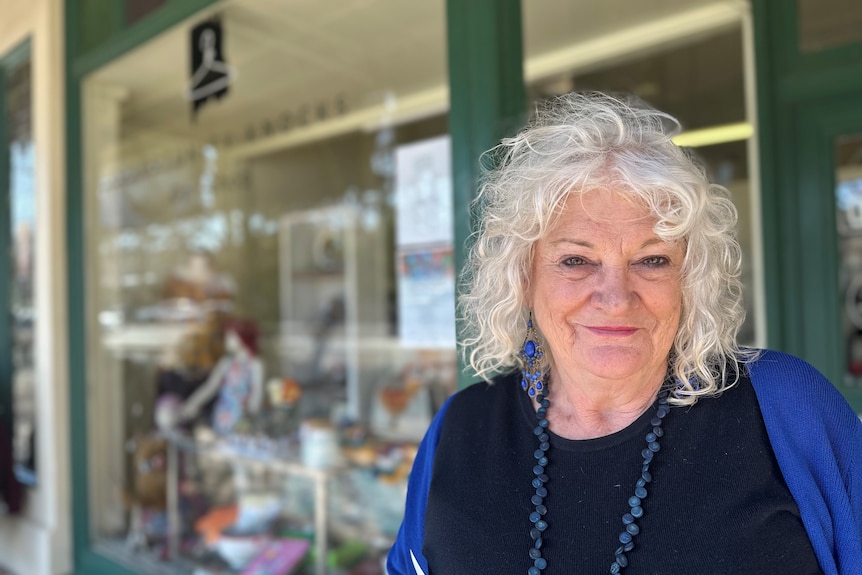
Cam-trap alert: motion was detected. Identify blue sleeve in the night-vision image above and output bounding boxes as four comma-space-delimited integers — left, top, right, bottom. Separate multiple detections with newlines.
748, 349, 862, 575
386, 394, 455, 575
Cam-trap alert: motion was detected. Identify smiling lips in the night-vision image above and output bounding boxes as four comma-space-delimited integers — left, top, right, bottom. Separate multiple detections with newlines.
585, 326, 638, 336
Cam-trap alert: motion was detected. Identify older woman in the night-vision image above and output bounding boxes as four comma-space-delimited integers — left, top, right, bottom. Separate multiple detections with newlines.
387, 92, 862, 575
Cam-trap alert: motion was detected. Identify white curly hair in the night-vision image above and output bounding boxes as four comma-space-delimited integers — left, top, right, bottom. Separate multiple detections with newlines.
458, 92, 753, 405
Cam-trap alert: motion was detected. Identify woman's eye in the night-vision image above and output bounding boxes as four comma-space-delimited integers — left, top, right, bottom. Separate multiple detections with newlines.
641, 256, 669, 268
562, 256, 588, 267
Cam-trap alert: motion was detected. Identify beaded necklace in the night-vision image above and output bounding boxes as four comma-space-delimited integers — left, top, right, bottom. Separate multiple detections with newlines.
520, 321, 670, 575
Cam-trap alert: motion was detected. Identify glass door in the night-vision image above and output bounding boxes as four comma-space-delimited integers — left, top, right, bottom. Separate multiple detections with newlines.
794, 95, 862, 411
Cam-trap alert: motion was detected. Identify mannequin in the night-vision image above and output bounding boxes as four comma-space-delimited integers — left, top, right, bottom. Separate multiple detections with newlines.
180, 320, 263, 435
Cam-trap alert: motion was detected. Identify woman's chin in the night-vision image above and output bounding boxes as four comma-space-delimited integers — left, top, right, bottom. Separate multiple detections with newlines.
575, 346, 652, 381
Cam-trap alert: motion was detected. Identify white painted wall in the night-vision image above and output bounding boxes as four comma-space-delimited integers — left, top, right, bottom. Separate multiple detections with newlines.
0, 0, 72, 574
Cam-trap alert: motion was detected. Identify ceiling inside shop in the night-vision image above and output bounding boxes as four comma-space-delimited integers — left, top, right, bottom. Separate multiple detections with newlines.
86, 0, 742, 155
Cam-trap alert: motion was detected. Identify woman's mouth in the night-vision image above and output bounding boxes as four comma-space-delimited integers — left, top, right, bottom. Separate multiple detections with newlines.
585, 326, 638, 337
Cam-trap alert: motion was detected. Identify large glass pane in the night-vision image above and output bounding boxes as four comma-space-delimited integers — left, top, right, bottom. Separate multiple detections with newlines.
4, 45, 37, 486
523, 10, 757, 344
835, 134, 862, 388
83, 2, 451, 573
798, 0, 862, 54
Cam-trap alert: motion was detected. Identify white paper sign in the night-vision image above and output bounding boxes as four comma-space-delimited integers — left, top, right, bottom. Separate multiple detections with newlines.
395, 135, 453, 248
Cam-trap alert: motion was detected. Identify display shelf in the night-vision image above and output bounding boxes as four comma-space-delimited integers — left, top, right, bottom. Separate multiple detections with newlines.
162, 430, 333, 575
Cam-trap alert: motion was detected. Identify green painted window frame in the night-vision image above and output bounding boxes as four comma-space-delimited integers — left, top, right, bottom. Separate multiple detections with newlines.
64, 0, 524, 571
791, 97, 862, 411
754, 0, 862, 409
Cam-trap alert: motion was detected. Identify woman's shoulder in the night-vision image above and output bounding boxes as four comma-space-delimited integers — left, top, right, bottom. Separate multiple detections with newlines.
744, 348, 858, 422
745, 348, 833, 388
446, 370, 519, 406
436, 371, 522, 427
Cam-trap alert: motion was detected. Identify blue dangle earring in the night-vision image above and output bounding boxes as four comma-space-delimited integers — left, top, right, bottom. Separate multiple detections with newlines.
519, 312, 545, 399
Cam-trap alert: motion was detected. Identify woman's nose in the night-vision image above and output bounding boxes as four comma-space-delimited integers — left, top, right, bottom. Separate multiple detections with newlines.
592, 266, 636, 310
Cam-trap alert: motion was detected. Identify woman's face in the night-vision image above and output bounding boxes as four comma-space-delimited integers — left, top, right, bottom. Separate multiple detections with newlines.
528, 189, 684, 387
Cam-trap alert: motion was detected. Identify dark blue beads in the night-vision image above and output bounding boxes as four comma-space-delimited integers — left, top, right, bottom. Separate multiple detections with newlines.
603, 388, 669, 574
530, 527, 540, 540
622, 513, 634, 525
527, 388, 554, 574
522, 365, 671, 574
530, 511, 541, 523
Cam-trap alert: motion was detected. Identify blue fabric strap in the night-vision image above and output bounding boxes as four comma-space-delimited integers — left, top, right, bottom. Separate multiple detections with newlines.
386, 394, 455, 575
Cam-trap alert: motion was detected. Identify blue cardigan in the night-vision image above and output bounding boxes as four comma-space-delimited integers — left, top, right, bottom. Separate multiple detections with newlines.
388, 350, 862, 575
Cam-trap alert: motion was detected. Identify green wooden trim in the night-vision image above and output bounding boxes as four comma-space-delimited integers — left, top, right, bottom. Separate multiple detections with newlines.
752, 0, 782, 349
65, 0, 91, 564
765, 0, 862, 104
778, 63, 862, 104
447, 0, 525, 390
2, 39, 32, 69
78, 0, 124, 56
795, 98, 862, 411
76, 550, 142, 575
774, 0, 862, 79
73, 0, 221, 78
116, 0, 128, 30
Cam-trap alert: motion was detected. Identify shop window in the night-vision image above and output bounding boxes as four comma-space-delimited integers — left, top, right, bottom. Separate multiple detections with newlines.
798, 0, 862, 54
83, 1, 450, 572
523, 6, 758, 345
2, 42, 37, 490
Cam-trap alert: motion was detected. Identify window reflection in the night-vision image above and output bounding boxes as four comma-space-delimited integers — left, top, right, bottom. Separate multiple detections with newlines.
85, 1, 452, 571
835, 134, 862, 386
6, 48, 36, 485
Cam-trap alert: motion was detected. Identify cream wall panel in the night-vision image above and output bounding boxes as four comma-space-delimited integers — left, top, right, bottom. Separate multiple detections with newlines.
0, 1, 71, 574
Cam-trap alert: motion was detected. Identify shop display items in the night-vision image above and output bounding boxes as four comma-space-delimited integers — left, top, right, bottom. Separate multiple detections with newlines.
118, 340, 450, 574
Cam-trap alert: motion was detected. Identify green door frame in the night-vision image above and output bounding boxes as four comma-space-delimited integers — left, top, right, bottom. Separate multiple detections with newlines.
64, 0, 524, 572
754, 0, 862, 406
794, 96, 862, 411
